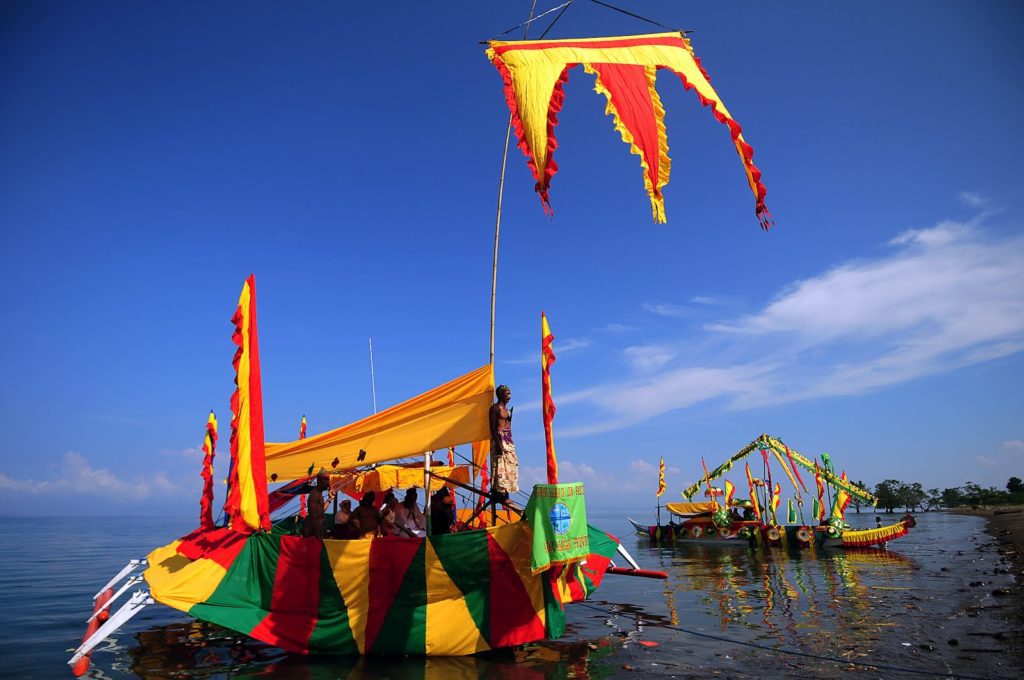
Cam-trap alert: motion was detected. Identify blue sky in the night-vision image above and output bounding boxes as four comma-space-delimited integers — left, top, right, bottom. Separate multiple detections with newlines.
1, 1, 1022, 515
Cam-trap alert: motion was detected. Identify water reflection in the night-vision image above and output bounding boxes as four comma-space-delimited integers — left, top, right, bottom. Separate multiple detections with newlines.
125, 619, 621, 679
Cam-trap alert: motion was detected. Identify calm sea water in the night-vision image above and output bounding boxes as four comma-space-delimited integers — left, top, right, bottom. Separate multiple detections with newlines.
0, 510, 1019, 679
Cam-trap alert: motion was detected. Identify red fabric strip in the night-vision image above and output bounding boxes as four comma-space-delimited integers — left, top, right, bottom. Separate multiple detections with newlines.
492, 36, 685, 56
249, 535, 323, 653
589, 63, 661, 200
176, 527, 250, 569
244, 275, 271, 530
487, 533, 546, 647
364, 536, 424, 653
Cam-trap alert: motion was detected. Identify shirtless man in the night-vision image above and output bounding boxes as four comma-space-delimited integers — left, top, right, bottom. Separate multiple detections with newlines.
489, 385, 519, 496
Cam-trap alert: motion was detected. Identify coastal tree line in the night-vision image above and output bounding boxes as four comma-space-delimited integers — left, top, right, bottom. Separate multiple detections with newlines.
845, 477, 1024, 513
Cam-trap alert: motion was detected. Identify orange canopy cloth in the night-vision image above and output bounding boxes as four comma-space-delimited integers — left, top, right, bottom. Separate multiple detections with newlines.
337, 464, 471, 495
265, 365, 494, 481
665, 501, 716, 516
487, 32, 770, 227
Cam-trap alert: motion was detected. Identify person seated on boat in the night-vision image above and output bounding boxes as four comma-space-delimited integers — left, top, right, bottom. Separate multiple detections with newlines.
331, 499, 352, 538
430, 486, 456, 535
348, 492, 379, 539
489, 385, 519, 499
302, 487, 326, 539
394, 488, 426, 536
379, 491, 399, 536
729, 507, 742, 522
742, 507, 754, 521
876, 516, 883, 529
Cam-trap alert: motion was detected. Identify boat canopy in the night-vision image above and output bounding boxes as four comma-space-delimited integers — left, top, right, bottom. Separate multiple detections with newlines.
336, 464, 471, 495
264, 365, 494, 482
666, 502, 717, 516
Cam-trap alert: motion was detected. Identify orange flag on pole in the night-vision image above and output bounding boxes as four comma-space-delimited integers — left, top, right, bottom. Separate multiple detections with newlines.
299, 415, 307, 440
541, 312, 558, 484
656, 458, 666, 497
701, 457, 718, 509
447, 446, 456, 468
224, 274, 271, 532
199, 411, 218, 530
724, 479, 735, 508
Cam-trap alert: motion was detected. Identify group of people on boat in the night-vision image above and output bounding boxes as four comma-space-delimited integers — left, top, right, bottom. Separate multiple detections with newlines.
291, 384, 519, 540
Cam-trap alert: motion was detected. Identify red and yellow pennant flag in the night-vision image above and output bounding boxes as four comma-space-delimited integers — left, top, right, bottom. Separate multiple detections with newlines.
541, 312, 558, 484
447, 446, 456, 468
781, 442, 808, 493
770, 482, 782, 525
487, 33, 770, 227
299, 415, 307, 440
224, 275, 271, 532
701, 457, 718, 509
656, 458, 666, 497
744, 463, 762, 522
724, 479, 735, 507
814, 463, 827, 522
831, 471, 852, 520
199, 411, 218, 530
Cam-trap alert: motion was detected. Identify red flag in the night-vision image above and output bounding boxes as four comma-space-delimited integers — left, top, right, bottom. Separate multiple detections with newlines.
541, 312, 558, 484
299, 415, 307, 440
448, 446, 455, 468
781, 442, 808, 493
199, 411, 218, 530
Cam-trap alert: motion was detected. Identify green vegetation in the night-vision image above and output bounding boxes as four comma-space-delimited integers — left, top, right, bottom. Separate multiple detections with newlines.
869, 477, 1024, 512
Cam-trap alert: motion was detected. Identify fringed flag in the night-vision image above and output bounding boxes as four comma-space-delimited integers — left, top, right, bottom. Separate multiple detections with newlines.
199, 411, 218, 530
541, 312, 558, 484
701, 457, 717, 509
814, 463, 827, 523
298, 415, 308, 518
745, 463, 762, 523
487, 33, 771, 227
830, 471, 852, 520
781, 442, 808, 493
656, 458, 666, 498
224, 274, 271, 532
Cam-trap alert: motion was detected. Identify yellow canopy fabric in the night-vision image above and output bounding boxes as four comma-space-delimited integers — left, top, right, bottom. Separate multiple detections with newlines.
265, 365, 494, 482
666, 501, 716, 516
337, 464, 471, 495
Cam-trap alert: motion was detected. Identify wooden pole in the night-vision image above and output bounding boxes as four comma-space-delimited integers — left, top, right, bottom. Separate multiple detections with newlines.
424, 452, 432, 536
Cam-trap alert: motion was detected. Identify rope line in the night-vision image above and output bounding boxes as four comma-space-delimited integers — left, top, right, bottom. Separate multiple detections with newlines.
486, 1, 573, 41
586, 0, 689, 34
574, 601, 1011, 680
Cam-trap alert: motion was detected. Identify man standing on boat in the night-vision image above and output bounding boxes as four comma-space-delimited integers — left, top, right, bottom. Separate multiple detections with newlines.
490, 384, 519, 498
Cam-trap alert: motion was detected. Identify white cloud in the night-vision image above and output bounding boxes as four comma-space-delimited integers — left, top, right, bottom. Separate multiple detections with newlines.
0, 451, 184, 500
977, 455, 998, 467
555, 213, 1024, 435
690, 296, 724, 306
643, 302, 689, 318
1003, 439, 1024, 454
504, 337, 591, 365
622, 344, 676, 372
598, 323, 635, 333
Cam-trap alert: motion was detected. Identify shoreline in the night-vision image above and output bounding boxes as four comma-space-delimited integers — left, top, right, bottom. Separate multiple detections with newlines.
947, 506, 1024, 670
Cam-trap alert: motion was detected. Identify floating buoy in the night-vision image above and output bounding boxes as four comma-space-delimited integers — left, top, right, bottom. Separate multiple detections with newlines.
766, 526, 781, 542
72, 588, 114, 677
796, 527, 812, 543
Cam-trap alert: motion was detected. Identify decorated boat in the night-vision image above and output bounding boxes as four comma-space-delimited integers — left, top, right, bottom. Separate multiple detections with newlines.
634, 434, 912, 550
69, 6, 774, 672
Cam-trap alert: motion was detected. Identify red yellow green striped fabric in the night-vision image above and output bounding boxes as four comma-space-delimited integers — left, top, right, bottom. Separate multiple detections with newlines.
145, 522, 619, 655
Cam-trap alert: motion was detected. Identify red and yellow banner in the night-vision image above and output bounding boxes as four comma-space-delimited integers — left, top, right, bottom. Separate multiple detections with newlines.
487, 33, 770, 227
299, 415, 307, 440
701, 457, 717, 509
224, 275, 271, 532
724, 479, 735, 507
656, 458, 666, 498
199, 411, 218, 530
814, 463, 827, 522
541, 312, 557, 484
744, 463, 762, 523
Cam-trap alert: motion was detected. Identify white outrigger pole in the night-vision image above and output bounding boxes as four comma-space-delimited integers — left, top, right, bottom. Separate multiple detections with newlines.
68, 558, 152, 672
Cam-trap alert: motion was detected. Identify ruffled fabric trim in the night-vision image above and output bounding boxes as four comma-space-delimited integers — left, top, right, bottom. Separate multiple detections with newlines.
585, 63, 670, 223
